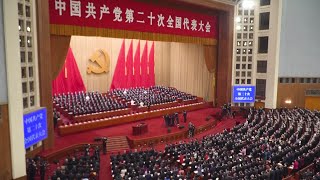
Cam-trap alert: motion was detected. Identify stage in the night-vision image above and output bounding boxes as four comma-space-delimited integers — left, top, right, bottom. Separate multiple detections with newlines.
42, 107, 238, 156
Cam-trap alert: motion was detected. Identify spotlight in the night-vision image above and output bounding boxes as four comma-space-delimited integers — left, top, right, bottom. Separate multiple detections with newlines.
236, 25, 241, 30
236, 16, 241, 23
285, 99, 292, 104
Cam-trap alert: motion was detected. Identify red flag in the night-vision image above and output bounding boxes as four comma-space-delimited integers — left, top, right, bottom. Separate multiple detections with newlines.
52, 47, 86, 94
140, 41, 148, 87
110, 40, 126, 90
126, 40, 134, 88
148, 42, 155, 87
134, 40, 141, 87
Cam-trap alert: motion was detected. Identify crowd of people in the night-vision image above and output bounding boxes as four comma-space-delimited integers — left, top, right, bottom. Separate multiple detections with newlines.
111, 86, 197, 107
50, 144, 100, 180
163, 111, 188, 127
110, 108, 320, 179
151, 86, 197, 102
300, 158, 320, 180
53, 91, 127, 116
26, 156, 49, 180
164, 113, 180, 127
53, 87, 197, 117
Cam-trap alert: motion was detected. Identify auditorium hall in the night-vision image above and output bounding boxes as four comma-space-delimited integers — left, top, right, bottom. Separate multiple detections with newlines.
1, 0, 320, 179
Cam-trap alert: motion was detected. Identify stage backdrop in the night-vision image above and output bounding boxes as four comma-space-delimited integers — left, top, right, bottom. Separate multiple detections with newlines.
70, 36, 215, 101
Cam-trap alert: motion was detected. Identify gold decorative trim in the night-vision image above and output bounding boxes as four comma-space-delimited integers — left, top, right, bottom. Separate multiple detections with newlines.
50, 24, 218, 45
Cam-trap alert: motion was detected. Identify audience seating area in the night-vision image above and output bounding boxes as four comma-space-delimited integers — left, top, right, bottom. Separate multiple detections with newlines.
50, 144, 101, 180
110, 108, 320, 179
299, 158, 320, 180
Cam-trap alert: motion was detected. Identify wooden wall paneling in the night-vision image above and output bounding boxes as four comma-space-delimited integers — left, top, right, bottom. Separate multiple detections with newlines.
0, 104, 12, 180
254, 101, 265, 108
226, 10, 234, 105
305, 97, 320, 110
51, 35, 71, 79
277, 84, 301, 108
36, 0, 54, 149
25, 146, 42, 159
216, 10, 234, 106
277, 83, 320, 108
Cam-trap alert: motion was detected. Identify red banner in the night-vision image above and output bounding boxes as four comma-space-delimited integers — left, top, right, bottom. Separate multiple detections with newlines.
49, 0, 218, 39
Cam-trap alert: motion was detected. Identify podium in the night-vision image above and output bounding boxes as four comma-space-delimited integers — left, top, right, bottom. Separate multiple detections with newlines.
132, 123, 148, 135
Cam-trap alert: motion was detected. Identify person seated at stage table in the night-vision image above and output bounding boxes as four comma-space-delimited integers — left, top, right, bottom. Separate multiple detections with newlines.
110, 86, 196, 107
139, 101, 144, 107
53, 91, 127, 116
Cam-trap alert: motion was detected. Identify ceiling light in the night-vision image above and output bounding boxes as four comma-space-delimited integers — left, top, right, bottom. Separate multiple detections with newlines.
285, 99, 292, 104
236, 16, 241, 23
242, 0, 255, 9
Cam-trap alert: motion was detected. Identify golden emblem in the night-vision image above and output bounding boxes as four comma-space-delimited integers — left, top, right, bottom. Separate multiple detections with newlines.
87, 49, 110, 74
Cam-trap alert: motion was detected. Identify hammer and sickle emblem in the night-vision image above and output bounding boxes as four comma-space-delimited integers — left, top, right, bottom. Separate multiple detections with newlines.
87, 49, 110, 74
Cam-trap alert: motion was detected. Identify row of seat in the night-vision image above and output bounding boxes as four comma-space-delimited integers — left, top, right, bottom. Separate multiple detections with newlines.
110, 108, 320, 180
58, 102, 206, 136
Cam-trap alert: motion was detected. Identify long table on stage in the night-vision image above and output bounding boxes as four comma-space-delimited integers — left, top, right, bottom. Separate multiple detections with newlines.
73, 108, 131, 122
58, 102, 206, 135
55, 100, 186, 123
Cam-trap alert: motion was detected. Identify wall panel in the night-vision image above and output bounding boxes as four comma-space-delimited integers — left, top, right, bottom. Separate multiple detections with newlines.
0, 104, 12, 180
277, 83, 320, 108
37, 0, 54, 149
305, 97, 320, 110
69, 36, 215, 101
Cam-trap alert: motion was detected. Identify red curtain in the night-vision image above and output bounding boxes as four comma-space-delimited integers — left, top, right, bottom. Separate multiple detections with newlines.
52, 48, 86, 95
110, 40, 126, 90
134, 41, 141, 87
126, 40, 134, 88
148, 42, 155, 86
140, 41, 148, 87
